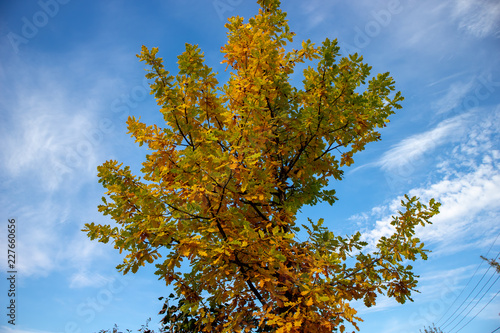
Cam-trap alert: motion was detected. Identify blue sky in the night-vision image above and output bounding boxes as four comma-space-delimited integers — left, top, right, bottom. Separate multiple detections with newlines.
1, 0, 499, 332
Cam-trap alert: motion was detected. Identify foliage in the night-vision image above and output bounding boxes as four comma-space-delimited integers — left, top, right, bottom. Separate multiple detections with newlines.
480, 255, 500, 274
83, 0, 440, 331
158, 294, 227, 332
420, 324, 445, 333
95, 321, 152, 333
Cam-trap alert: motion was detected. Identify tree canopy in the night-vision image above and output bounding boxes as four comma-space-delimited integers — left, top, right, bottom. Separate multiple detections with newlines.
83, 0, 440, 332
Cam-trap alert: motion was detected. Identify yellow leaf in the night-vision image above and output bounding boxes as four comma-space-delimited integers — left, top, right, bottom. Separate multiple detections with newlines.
318, 295, 329, 302
180, 247, 190, 256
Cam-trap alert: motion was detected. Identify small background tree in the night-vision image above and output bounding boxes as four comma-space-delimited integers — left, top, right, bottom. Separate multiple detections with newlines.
420, 324, 445, 333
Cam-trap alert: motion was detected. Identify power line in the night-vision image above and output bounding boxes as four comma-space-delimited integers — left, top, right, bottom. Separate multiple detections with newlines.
491, 326, 500, 333
440, 250, 500, 329
455, 288, 500, 333
436, 231, 500, 326
447, 269, 500, 331
436, 256, 486, 325
450, 275, 500, 333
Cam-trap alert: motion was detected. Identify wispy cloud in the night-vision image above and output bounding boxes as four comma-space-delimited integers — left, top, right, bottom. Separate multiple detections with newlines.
64, 232, 114, 288
355, 295, 400, 315
0, 64, 112, 192
432, 81, 473, 114
418, 264, 478, 285
0, 41, 137, 192
375, 112, 471, 174
409, 162, 500, 244
1, 98, 98, 191
383, 0, 500, 62
451, 0, 500, 38
1, 199, 64, 277
0, 327, 56, 333
69, 270, 113, 289
297, 0, 339, 30
0, 197, 109, 280
360, 106, 500, 254
427, 72, 469, 87
0, 46, 136, 281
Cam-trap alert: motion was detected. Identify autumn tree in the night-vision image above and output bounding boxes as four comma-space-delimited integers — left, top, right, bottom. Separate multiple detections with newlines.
83, 0, 440, 332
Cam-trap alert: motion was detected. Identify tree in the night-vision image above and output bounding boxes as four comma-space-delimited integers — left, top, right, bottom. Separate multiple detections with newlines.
83, 0, 440, 332
420, 324, 445, 333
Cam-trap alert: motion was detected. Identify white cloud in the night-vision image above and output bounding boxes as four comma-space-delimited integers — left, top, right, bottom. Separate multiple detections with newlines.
297, 0, 338, 30
0, 201, 116, 288
432, 81, 473, 114
382, 0, 500, 63
351, 266, 473, 316
344, 106, 499, 328
0, 198, 103, 278
63, 232, 113, 288
418, 264, 477, 285
409, 163, 500, 242
376, 112, 471, 174
0, 41, 152, 292
0, 327, 55, 333
451, 0, 500, 38
4, 200, 64, 277
1, 98, 98, 191
69, 270, 111, 289
0, 64, 117, 192
427, 72, 469, 88
360, 106, 500, 254
356, 295, 400, 315
384, 1, 450, 52
0, 43, 136, 193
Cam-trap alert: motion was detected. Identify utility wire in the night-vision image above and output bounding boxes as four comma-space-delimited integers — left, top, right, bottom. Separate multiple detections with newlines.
436, 256, 485, 325
491, 326, 500, 333
441, 250, 500, 329
454, 288, 500, 333
437, 231, 500, 326
447, 269, 500, 332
